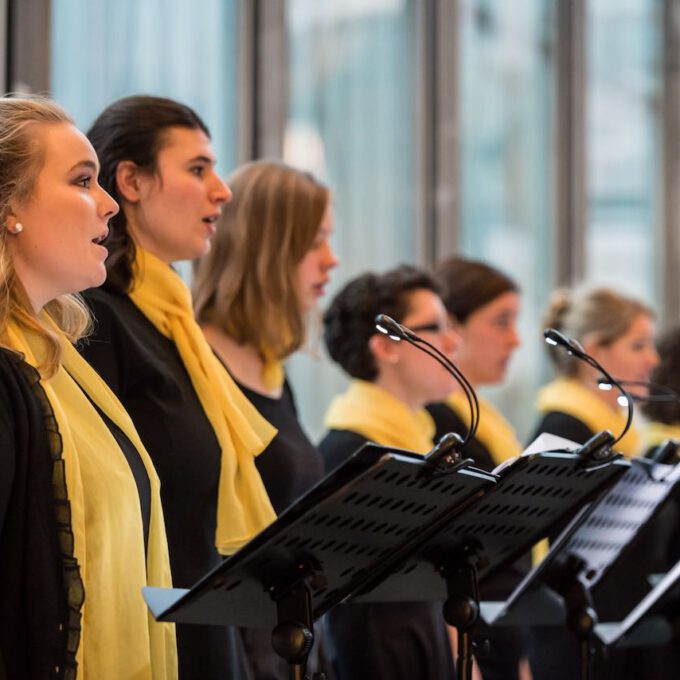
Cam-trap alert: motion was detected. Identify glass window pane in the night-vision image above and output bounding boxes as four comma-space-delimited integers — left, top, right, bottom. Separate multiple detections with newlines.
50, 0, 239, 175
585, 0, 662, 307
285, 0, 418, 440
458, 0, 555, 440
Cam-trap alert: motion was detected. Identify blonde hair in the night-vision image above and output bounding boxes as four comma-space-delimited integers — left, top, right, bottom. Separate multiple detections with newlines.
0, 96, 92, 376
193, 159, 330, 361
543, 287, 654, 376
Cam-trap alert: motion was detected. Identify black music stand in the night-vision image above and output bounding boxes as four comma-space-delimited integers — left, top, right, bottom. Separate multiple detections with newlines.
144, 441, 497, 680
347, 431, 629, 680
483, 453, 680, 679
595, 558, 680, 649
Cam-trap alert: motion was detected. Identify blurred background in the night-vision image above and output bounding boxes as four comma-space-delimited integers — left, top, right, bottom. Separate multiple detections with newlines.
2, 0, 677, 442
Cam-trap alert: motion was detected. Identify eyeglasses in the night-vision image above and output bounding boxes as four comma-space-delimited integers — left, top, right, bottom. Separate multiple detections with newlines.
408, 321, 451, 335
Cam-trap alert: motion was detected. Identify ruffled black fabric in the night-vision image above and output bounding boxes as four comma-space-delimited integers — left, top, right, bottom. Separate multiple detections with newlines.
0, 349, 84, 679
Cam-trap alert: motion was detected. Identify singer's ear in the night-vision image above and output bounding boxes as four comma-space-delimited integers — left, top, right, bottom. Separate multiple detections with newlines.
582, 333, 604, 359
369, 332, 399, 366
115, 160, 145, 204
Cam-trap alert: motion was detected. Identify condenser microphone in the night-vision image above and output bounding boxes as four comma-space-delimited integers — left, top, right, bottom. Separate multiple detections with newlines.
597, 377, 680, 405
543, 327, 633, 451
374, 314, 479, 450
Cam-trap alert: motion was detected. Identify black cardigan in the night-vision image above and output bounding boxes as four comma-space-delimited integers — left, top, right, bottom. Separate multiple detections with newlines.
0, 348, 80, 680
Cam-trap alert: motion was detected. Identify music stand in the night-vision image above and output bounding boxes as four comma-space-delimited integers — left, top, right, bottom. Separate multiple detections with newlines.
483, 455, 680, 679
144, 442, 497, 680
595, 558, 680, 649
348, 433, 629, 680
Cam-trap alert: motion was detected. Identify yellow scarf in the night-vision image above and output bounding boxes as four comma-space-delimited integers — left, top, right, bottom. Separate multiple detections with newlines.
445, 392, 522, 465
8, 318, 176, 680
535, 378, 641, 457
129, 248, 277, 554
324, 379, 435, 454
645, 421, 680, 454
262, 352, 285, 392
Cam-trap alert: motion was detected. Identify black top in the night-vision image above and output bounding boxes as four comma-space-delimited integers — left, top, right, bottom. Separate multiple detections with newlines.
0, 349, 75, 680
427, 401, 496, 471
317, 428, 368, 475
231, 376, 333, 680
79, 288, 251, 680
234, 379, 324, 514
318, 428, 456, 680
529, 411, 594, 446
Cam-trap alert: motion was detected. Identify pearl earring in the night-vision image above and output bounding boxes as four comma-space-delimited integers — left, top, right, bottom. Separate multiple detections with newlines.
9, 222, 23, 234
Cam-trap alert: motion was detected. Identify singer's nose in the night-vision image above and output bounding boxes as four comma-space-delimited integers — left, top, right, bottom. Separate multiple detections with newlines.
443, 326, 461, 354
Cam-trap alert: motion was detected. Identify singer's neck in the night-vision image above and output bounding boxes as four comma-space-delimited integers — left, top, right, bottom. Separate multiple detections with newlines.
373, 374, 424, 412
575, 368, 621, 411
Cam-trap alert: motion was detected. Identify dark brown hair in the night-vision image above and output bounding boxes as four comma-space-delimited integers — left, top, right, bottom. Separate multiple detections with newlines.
641, 326, 680, 424
323, 265, 439, 381
87, 95, 210, 293
433, 255, 519, 323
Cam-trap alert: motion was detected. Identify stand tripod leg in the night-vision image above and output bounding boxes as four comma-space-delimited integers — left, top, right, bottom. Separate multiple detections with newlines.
457, 628, 474, 680
271, 584, 315, 680
441, 546, 481, 680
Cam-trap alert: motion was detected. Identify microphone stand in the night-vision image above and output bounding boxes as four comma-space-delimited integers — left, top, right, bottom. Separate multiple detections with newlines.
374, 313, 482, 680
543, 328, 634, 461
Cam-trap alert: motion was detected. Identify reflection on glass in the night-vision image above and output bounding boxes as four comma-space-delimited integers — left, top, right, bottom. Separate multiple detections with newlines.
458, 0, 555, 439
285, 0, 418, 440
586, 0, 661, 306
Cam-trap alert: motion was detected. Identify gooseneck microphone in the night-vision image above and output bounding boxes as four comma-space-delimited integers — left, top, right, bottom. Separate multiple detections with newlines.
597, 377, 680, 405
375, 314, 479, 452
543, 328, 633, 449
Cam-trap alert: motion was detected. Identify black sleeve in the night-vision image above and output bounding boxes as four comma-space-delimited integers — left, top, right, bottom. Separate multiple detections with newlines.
318, 429, 370, 474
78, 289, 131, 395
0, 363, 16, 537
529, 411, 595, 447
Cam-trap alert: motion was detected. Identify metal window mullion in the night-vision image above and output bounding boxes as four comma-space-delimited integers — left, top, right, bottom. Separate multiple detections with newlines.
661, 0, 680, 325
553, 0, 586, 287
237, 0, 288, 162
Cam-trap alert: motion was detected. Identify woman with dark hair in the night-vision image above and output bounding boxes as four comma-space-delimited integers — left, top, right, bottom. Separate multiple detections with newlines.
193, 159, 338, 679
427, 255, 522, 470
79, 95, 277, 679
0, 96, 176, 679
426, 256, 526, 680
319, 265, 458, 680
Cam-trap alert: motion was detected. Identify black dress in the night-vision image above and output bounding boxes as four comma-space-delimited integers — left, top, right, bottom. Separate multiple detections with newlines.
236, 379, 324, 515
318, 428, 456, 680
79, 288, 252, 680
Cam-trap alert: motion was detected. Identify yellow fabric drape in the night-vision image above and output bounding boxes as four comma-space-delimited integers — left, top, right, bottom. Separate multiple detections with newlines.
644, 421, 680, 454
445, 392, 522, 466
324, 379, 435, 454
262, 353, 285, 392
535, 378, 641, 457
129, 247, 277, 554
8, 318, 176, 680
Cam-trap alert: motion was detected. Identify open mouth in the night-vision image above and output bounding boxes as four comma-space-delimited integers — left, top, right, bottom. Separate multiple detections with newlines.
202, 215, 220, 224
92, 233, 107, 245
